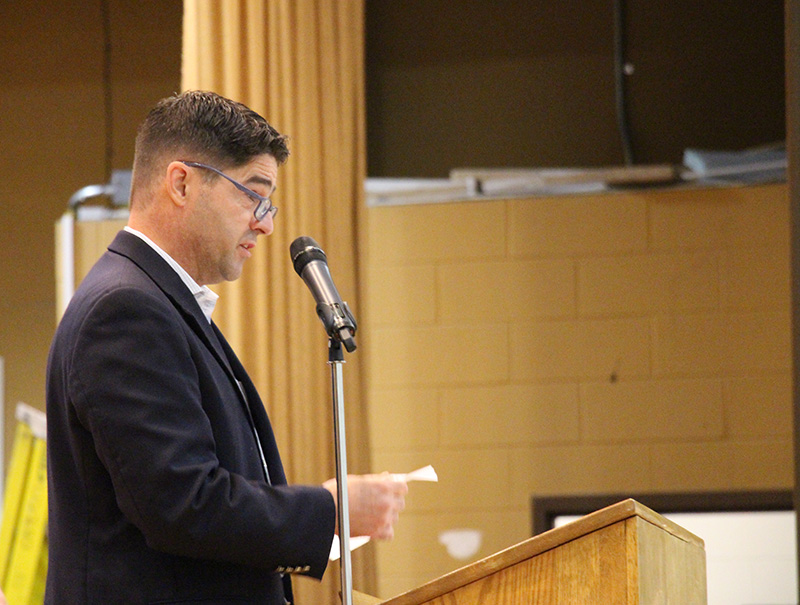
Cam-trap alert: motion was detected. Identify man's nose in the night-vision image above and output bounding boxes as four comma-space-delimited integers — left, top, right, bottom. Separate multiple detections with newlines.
252, 213, 274, 236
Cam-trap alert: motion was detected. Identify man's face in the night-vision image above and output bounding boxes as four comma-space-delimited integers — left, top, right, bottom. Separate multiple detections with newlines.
188, 153, 279, 285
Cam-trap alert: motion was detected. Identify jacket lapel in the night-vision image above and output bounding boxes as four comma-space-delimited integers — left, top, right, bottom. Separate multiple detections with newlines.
107, 231, 239, 394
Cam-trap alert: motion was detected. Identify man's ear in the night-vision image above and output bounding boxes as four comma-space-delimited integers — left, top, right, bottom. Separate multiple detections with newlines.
165, 161, 191, 208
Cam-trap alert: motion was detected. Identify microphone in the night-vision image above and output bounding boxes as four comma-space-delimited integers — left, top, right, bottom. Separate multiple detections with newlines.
290, 236, 357, 352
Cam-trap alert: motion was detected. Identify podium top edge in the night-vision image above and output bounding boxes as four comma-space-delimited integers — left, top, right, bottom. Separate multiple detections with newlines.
379, 498, 704, 605
623, 498, 705, 548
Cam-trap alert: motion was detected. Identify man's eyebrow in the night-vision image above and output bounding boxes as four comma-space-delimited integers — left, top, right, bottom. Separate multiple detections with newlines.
246, 175, 275, 192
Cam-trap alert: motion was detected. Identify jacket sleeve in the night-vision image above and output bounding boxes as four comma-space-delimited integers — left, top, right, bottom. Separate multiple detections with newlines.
66, 284, 335, 578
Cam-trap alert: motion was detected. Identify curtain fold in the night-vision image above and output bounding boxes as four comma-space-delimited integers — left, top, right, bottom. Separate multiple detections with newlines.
182, 2, 372, 602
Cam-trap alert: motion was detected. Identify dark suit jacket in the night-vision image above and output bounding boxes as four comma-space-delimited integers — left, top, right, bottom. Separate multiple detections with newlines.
45, 230, 335, 604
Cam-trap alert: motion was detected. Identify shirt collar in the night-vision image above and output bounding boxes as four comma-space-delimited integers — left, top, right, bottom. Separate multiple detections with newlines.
123, 226, 218, 323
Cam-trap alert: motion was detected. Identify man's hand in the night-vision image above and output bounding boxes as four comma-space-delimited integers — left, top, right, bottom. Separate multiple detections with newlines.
323, 473, 408, 540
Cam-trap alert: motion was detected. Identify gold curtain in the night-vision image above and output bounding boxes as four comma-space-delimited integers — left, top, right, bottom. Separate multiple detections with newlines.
182, 1, 372, 602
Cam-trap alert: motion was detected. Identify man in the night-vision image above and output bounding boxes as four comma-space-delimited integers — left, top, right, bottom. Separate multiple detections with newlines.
46, 90, 407, 604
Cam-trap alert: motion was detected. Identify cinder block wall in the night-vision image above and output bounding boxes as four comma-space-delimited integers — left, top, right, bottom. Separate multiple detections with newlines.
361, 183, 793, 598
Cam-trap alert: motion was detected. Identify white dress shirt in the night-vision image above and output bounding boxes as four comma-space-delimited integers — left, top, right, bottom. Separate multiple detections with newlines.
123, 226, 218, 323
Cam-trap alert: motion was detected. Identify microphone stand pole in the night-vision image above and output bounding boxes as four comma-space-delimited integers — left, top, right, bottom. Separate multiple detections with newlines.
328, 338, 353, 605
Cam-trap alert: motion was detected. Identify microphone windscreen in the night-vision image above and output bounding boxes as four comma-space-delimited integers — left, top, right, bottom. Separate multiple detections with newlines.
290, 236, 327, 275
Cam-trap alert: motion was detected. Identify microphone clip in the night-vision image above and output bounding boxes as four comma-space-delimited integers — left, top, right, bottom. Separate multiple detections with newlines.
317, 301, 357, 353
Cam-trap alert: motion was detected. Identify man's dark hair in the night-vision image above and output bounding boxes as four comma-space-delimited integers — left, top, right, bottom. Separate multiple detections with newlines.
131, 90, 289, 200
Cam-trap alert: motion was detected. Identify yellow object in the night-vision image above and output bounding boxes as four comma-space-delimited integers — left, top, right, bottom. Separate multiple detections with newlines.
0, 403, 48, 604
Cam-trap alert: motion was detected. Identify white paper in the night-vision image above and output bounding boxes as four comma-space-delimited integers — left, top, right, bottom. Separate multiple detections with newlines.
391, 464, 438, 483
329, 465, 438, 560
329, 535, 370, 561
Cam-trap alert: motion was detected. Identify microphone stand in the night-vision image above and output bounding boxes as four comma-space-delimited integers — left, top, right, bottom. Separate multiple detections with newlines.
290, 237, 358, 602
328, 337, 353, 605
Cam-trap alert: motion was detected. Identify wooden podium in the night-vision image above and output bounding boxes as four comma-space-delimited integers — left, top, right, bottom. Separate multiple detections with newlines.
356, 499, 706, 604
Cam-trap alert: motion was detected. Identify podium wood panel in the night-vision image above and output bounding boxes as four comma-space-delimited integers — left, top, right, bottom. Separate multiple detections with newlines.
369, 499, 705, 605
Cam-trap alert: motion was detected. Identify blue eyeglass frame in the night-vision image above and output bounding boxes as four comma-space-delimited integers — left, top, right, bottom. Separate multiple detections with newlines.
180, 160, 278, 221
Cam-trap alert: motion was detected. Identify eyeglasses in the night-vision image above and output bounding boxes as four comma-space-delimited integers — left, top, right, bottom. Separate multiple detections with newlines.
180, 160, 278, 221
